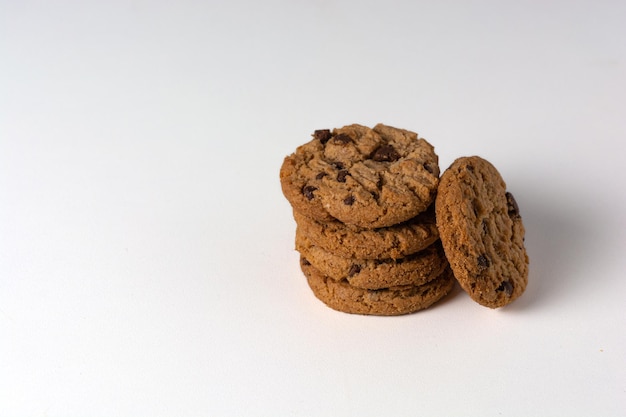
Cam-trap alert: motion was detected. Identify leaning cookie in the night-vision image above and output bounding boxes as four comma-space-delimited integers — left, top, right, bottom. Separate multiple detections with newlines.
300, 257, 455, 316
296, 231, 448, 289
435, 156, 529, 308
280, 124, 440, 228
293, 205, 439, 260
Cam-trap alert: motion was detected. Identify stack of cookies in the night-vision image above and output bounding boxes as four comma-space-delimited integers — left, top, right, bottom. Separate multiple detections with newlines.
281, 123, 530, 314
280, 124, 455, 315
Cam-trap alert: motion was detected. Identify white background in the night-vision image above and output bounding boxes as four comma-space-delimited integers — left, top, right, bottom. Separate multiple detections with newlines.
2, 1, 625, 416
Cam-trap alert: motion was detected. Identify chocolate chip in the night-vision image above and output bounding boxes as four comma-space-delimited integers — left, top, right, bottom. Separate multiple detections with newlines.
477, 254, 490, 269
333, 133, 352, 145
302, 185, 317, 200
348, 264, 361, 276
496, 280, 514, 296
343, 195, 355, 205
315, 172, 327, 180
423, 162, 436, 174
331, 161, 345, 170
313, 129, 332, 144
466, 164, 474, 172
506, 192, 521, 218
336, 170, 349, 182
471, 201, 479, 217
301, 258, 311, 266
371, 144, 400, 162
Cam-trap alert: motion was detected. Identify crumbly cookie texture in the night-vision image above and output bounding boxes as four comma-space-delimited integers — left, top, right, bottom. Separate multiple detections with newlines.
435, 156, 529, 308
296, 231, 448, 290
300, 257, 455, 316
292, 205, 439, 260
280, 124, 440, 228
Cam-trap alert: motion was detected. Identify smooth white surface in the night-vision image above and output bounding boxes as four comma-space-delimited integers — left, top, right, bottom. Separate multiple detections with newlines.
2, 1, 625, 416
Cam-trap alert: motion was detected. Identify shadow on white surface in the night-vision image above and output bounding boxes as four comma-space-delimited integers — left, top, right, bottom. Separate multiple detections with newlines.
504, 184, 611, 312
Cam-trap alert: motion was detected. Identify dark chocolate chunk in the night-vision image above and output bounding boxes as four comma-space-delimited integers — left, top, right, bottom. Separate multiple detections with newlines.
315, 172, 327, 180
336, 170, 349, 182
333, 133, 352, 145
506, 192, 521, 219
423, 162, 436, 174
331, 161, 345, 170
477, 254, 490, 269
343, 195, 355, 205
313, 129, 332, 144
348, 264, 361, 276
471, 200, 480, 217
302, 185, 317, 200
496, 280, 514, 296
371, 144, 400, 162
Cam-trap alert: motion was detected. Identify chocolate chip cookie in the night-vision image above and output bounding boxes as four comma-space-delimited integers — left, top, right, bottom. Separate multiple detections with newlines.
300, 257, 455, 316
280, 124, 440, 228
435, 156, 529, 308
296, 231, 448, 289
292, 205, 439, 260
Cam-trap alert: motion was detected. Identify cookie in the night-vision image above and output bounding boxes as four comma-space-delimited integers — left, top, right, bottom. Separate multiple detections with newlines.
435, 156, 529, 308
292, 204, 439, 260
280, 123, 440, 228
296, 231, 448, 289
300, 257, 455, 316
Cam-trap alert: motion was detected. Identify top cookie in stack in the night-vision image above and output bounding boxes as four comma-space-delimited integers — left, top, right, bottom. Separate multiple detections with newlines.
280, 124, 454, 315
280, 123, 440, 229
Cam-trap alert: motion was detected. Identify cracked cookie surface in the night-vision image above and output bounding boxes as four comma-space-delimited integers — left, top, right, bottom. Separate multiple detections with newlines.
435, 156, 529, 308
300, 257, 455, 316
280, 124, 440, 228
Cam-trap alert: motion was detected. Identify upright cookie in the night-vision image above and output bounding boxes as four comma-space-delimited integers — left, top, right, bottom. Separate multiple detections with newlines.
300, 257, 455, 316
435, 156, 529, 308
293, 205, 439, 260
280, 124, 440, 228
296, 232, 448, 289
